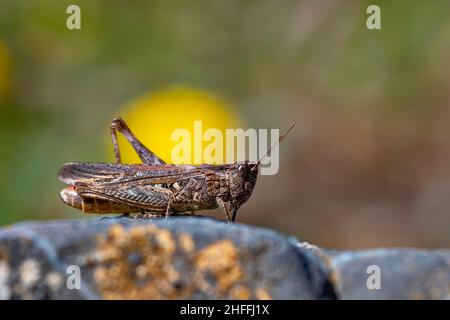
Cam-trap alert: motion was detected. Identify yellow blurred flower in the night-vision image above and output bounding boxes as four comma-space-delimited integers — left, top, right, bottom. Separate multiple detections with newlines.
113, 86, 242, 165
0, 40, 11, 100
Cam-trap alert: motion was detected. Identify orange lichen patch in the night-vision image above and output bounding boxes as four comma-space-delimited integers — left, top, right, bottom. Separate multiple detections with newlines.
154, 228, 176, 255
178, 233, 195, 253
194, 240, 245, 295
255, 287, 272, 300
109, 224, 126, 240
230, 285, 251, 300
93, 224, 189, 299
92, 224, 267, 299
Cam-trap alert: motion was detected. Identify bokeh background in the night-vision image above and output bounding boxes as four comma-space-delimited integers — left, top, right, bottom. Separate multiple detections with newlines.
1, 0, 450, 249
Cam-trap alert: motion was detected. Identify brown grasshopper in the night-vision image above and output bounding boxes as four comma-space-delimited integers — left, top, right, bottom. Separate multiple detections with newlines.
58, 117, 294, 222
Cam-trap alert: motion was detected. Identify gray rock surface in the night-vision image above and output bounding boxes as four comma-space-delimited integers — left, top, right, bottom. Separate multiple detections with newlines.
0, 217, 336, 300
328, 249, 450, 299
0, 217, 449, 300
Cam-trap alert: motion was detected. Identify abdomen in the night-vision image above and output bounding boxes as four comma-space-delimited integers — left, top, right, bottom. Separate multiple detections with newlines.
60, 186, 142, 213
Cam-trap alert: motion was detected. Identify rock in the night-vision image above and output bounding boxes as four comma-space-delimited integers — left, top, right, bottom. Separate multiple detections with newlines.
329, 249, 450, 300
0, 217, 336, 300
2, 216, 449, 300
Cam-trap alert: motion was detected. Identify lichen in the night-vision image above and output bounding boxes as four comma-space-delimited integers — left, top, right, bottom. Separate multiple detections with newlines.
178, 233, 195, 253
19, 259, 41, 289
92, 224, 184, 299
194, 240, 245, 295
90, 224, 270, 300
45, 272, 64, 292
255, 287, 272, 300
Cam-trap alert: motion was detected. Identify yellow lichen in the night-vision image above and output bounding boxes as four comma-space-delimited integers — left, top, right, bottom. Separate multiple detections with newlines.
230, 285, 251, 300
92, 224, 268, 300
45, 272, 63, 292
19, 259, 41, 289
93, 224, 187, 299
179, 233, 195, 253
154, 228, 176, 255
256, 287, 272, 300
195, 240, 244, 294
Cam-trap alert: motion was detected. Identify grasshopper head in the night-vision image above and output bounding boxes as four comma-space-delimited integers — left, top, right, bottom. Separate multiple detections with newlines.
229, 161, 258, 209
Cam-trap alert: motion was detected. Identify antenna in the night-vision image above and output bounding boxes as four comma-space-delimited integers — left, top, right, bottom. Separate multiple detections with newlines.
251, 123, 296, 171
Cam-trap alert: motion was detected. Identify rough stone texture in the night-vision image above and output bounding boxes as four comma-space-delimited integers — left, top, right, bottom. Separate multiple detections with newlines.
0, 217, 336, 300
0, 217, 449, 300
328, 249, 450, 300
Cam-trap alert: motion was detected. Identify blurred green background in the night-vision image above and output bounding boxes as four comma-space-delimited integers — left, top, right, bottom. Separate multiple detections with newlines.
1, 0, 450, 249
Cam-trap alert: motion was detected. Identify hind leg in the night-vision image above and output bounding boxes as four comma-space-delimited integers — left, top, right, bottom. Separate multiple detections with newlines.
110, 117, 166, 165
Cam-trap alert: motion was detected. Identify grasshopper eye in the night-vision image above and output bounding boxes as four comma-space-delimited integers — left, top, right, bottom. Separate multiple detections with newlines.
238, 165, 244, 171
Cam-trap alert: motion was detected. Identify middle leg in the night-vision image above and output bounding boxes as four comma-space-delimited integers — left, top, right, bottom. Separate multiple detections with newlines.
217, 198, 232, 223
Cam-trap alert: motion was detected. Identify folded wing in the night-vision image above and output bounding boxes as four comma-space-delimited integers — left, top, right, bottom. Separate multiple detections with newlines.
75, 183, 172, 211
57, 162, 201, 186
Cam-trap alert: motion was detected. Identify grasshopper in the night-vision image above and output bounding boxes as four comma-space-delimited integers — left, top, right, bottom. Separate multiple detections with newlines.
58, 117, 294, 222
